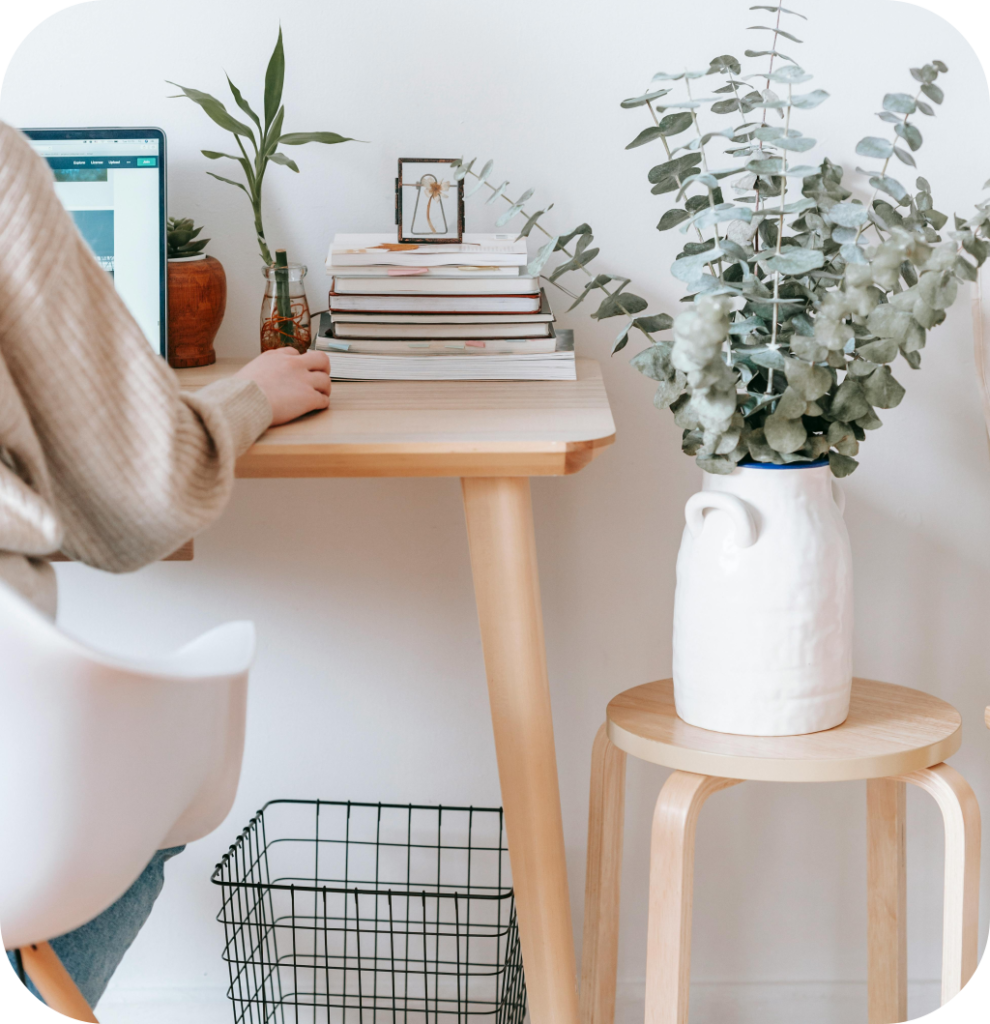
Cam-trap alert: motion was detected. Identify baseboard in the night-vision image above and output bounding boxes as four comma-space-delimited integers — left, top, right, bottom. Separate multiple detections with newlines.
615, 978, 943, 1024
97, 986, 230, 1024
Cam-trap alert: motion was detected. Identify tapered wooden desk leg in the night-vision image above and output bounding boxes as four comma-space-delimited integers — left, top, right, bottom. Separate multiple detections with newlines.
645, 772, 741, 1024
19, 942, 98, 1022
580, 724, 627, 1024
898, 764, 981, 1004
867, 778, 907, 1024
461, 476, 579, 1024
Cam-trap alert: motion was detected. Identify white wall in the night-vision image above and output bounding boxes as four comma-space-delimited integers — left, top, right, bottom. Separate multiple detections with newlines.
4, 1, 990, 1021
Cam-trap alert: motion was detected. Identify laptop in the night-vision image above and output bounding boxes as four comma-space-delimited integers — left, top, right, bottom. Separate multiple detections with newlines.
23, 128, 168, 358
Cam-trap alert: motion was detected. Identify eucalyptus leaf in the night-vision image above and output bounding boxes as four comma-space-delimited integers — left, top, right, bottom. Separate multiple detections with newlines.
916, 99, 934, 116
548, 246, 599, 283
921, 82, 944, 104
620, 87, 672, 109
648, 153, 702, 184
760, 248, 825, 275
556, 223, 593, 250
593, 291, 650, 320
658, 208, 691, 231
768, 65, 812, 84
626, 126, 669, 150
747, 347, 786, 370
828, 202, 869, 228
465, 159, 493, 198
485, 180, 511, 205
657, 111, 695, 137
869, 174, 909, 204
747, 25, 803, 43
894, 123, 922, 151
830, 379, 871, 421
516, 205, 553, 239
630, 342, 675, 380
775, 135, 817, 152
764, 413, 807, 453
855, 136, 894, 159
526, 236, 559, 277
634, 313, 675, 333
749, 4, 807, 16
791, 89, 830, 109
828, 452, 859, 477
785, 357, 832, 400
862, 365, 906, 408
883, 92, 916, 114
747, 157, 784, 175
686, 204, 753, 232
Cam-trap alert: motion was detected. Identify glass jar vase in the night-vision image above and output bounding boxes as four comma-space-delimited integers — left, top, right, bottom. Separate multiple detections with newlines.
260, 263, 311, 353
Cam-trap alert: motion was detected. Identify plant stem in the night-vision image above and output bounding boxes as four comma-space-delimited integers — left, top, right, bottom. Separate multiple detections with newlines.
274, 248, 294, 346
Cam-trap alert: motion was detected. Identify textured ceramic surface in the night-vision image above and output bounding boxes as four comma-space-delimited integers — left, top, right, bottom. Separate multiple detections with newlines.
672, 462, 853, 736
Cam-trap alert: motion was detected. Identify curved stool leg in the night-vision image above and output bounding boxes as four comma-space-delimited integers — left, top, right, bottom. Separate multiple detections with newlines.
645, 772, 742, 1024
896, 763, 981, 1004
19, 941, 98, 1022
580, 725, 627, 1024
867, 778, 907, 1024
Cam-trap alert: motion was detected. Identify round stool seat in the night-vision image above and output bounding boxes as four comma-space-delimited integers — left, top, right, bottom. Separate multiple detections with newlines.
606, 678, 961, 782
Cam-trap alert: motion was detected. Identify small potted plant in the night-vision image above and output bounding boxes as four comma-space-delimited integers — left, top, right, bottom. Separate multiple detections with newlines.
166, 216, 225, 368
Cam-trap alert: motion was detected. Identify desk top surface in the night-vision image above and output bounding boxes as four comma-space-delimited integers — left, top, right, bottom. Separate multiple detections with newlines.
177, 357, 615, 478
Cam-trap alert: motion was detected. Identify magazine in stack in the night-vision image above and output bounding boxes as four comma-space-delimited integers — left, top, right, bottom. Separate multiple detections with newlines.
318, 233, 576, 381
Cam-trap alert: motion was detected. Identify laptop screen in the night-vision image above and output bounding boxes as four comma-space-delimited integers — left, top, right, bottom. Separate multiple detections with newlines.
24, 129, 167, 356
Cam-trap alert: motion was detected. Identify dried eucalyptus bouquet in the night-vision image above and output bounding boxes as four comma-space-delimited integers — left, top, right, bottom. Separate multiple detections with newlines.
610, 4, 990, 476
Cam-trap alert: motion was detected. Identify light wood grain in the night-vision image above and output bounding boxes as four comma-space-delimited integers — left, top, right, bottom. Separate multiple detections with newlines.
461, 477, 578, 1024
867, 778, 907, 1024
176, 358, 615, 477
19, 942, 98, 1022
580, 725, 627, 1024
607, 679, 960, 782
645, 772, 742, 1024
47, 539, 194, 563
896, 764, 981, 1004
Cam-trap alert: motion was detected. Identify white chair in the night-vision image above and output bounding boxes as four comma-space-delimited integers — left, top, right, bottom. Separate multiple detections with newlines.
0, 580, 253, 1021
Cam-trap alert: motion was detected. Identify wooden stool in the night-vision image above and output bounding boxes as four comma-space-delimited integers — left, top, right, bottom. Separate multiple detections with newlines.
580, 678, 980, 1024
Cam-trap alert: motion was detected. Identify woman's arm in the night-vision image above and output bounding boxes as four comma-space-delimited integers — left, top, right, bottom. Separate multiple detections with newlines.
0, 121, 328, 571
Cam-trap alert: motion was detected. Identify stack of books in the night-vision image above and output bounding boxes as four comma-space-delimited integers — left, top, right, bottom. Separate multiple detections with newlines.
316, 233, 575, 380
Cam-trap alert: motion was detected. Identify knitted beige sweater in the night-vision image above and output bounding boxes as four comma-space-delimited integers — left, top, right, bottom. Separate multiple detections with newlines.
0, 121, 272, 616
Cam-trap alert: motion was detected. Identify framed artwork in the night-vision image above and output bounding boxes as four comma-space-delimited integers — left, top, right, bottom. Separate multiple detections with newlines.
395, 158, 465, 243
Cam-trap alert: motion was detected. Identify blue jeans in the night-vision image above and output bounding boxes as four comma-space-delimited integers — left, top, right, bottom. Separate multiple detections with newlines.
7, 846, 184, 1009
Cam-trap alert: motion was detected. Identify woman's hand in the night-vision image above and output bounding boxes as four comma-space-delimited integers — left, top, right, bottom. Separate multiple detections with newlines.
234, 348, 331, 425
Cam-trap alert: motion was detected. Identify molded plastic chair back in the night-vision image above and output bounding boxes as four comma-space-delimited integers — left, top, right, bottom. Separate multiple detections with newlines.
0, 581, 253, 950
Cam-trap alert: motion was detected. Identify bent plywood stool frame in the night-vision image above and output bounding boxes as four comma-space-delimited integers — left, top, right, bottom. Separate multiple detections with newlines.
580, 678, 980, 1024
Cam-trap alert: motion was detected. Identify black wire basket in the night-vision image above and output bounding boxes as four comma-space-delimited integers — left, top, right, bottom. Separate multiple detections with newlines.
212, 800, 527, 1024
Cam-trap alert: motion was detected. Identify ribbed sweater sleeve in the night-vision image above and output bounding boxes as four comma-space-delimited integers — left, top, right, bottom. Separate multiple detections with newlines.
0, 121, 272, 582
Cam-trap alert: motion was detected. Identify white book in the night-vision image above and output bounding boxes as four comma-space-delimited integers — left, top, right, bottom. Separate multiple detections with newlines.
331, 275, 539, 295
329, 232, 528, 268
330, 265, 521, 278
319, 338, 558, 355
333, 321, 553, 340
329, 292, 542, 314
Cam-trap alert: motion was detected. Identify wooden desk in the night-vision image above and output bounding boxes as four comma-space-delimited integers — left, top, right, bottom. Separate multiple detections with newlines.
178, 357, 616, 1024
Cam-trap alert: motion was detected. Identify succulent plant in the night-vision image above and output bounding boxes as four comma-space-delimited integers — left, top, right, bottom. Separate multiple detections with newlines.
167, 217, 210, 259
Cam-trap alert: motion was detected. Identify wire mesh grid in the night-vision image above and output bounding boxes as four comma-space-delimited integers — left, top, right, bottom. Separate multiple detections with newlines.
212, 800, 527, 1024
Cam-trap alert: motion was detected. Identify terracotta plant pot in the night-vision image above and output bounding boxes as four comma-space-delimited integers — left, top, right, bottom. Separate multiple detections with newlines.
167, 255, 226, 367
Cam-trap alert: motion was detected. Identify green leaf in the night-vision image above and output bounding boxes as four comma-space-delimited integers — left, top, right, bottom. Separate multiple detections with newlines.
749, 4, 807, 17
202, 150, 240, 161
465, 159, 493, 198
620, 87, 671, 109
830, 379, 871, 421
548, 246, 600, 283
711, 98, 740, 115
515, 205, 553, 240
828, 202, 869, 228
916, 176, 931, 192
828, 452, 859, 477
485, 180, 510, 205
167, 82, 255, 139
630, 341, 675, 380
634, 313, 675, 333
869, 174, 909, 204
226, 74, 261, 131
648, 153, 702, 184
264, 26, 285, 130
883, 92, 916, 115
921, 82, 944, 105
626, 126, 668, 150
916, 100, 934, 116
566, 274, 613, 311
760, 248, 825, 275
657, 111, 695, 137
856, 136, 893, 159
862, 365, 906, 408
264, 106, 285, 156
747, 24, 803, 42
206, 171, 250, 195
452, 157, 475, 181
745, 49, 796, 62
892, 145, 916, 167
654, 377, 688, 409
688, 204, 753, 232
556, 223, 593, 250
747, 157, 784, 175
933, 60, 948, 73
856, 337, 899, 363
593, 291, 649, 320
911, 65, 937, 84
784, 357, 831, 400
764, 412, 807, 453
657, 208, 691, 231
612, 321, 634, 355
768, 65, 812, 84
269, 151, 299, 172
775, 135, 816, 152
791, 89, 829, 109
279, 131, 353, 145
526, 236, 559, 276
748, 347, 786, 371
776, 386, 808, 419
495, 189, 535, 227
895, 123, 922, 152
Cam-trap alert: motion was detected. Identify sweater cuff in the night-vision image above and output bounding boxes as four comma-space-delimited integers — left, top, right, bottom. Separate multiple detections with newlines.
195, 377, 273, 457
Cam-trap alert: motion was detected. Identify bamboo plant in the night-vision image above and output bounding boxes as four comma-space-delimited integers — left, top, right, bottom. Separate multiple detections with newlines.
168, 28, 357, 347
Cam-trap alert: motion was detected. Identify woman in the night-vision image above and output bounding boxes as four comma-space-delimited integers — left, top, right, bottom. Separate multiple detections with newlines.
0, 118, 331, 1007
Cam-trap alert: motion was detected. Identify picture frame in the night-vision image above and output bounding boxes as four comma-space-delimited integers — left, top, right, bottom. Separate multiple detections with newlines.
395, 158, 465, 244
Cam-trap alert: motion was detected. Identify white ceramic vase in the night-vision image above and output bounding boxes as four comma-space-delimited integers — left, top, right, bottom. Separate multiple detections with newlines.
672, 461, 853, 736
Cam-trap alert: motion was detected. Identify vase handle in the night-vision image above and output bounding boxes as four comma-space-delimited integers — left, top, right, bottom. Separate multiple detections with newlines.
685, 492, 757, 548
831, 479, 846, 515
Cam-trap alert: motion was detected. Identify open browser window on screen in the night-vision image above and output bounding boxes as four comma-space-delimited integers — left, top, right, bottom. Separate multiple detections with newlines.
24, 130, 167, 356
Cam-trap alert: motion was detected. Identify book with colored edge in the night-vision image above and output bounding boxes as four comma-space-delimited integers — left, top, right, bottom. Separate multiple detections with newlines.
320, 337, 558, 355
328, 291, 542, 314
333, 321, 553, 340
330, 293, 553, 324
330, 274, 539, 295
329, 265, 521, 278
314, 314, 576, 381
329, 233, 528, 268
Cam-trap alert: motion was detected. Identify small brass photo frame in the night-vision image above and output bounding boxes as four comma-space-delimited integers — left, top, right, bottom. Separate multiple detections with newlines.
395, 158, 465, 244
